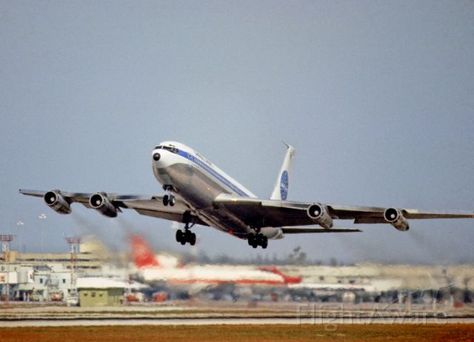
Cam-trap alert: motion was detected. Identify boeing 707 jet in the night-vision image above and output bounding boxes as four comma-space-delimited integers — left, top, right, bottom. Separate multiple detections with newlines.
20, 141, 474, 249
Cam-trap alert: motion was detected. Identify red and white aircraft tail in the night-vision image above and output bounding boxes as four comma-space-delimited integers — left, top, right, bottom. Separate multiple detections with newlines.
130, 234, 160, 268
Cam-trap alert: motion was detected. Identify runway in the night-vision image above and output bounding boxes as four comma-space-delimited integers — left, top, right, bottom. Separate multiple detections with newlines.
2, 316, 474, 327
2, 302, 474, 327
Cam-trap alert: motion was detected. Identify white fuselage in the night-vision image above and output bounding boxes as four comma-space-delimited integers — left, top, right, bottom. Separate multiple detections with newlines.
151, 141, 283, 240
140, 264, 286, 285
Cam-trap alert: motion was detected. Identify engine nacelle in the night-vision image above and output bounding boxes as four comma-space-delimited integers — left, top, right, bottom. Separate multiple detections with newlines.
43, 191, 71, 214
384, 208, 410, 231
307, 203, 333, 229
89, 193, 118, 217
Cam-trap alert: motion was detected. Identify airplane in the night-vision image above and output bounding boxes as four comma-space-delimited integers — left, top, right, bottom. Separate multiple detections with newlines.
20, 141, 474, 249
129, 234, 301, 286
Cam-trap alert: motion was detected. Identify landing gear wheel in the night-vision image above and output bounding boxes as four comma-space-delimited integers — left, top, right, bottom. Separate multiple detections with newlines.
247, 234, 254, 246
169, 195, 176, 207
248, 233, 268, 249
176, 230, 183, 243
162, 185, 175, 207
251, 239, 258, 248
189, 232, 196, 246
175, 228, 196, 246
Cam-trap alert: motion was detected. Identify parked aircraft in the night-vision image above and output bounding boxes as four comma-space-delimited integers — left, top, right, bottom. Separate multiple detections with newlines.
129, 234, 302, 286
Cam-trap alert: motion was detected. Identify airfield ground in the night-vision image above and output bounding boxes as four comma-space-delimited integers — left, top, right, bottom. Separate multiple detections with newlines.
1, 302, 474, 341
1, 324, 474, 342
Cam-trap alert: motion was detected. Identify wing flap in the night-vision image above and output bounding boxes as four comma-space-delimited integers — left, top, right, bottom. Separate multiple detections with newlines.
214, 195, 312, 227
354, 217, 386, 224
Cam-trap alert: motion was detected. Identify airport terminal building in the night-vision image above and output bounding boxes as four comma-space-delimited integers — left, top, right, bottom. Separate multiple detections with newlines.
1, 238, 474, 307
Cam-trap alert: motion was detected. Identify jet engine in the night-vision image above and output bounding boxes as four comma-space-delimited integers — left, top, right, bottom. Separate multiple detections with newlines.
89, 193, 118, 217
384, 208, 409, 231
43, 191, 71, 214
307, 203, 333, 229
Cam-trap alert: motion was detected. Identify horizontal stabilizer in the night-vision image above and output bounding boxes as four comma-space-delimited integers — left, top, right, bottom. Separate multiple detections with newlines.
281, 227, 362, 234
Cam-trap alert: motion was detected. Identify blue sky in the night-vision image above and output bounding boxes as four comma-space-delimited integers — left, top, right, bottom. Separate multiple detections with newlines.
1, 1, 473, 263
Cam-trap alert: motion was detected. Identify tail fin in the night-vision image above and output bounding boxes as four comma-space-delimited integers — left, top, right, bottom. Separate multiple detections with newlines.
130, 234, 159, 268
270, 143, 296, 200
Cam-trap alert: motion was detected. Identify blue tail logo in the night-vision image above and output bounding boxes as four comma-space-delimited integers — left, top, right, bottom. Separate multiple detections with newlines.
280, 170, 289, 200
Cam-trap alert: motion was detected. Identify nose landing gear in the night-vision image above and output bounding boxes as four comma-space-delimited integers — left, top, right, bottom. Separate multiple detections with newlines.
162, 185, 176, 206
163, 194, 176, 206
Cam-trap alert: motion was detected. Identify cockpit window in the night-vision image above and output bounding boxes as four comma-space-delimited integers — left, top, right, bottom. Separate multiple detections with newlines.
160, 146, 179, 153
155, 145, 163, 149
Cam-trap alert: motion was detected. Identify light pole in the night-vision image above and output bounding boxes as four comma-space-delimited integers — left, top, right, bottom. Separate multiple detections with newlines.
38, 214, 47, 256
65, 237, 81, 296
16, 221, 24, 253
0, 234, 14, 303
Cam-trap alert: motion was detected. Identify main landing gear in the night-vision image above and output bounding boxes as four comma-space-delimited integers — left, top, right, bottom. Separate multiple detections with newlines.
162, 185, 176, 206
176, 228, 196, 246
248, 232, 268, 249
176, 213, 196, 246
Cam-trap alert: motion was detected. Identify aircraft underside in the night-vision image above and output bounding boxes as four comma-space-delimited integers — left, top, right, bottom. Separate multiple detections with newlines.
155, 162, 280, 249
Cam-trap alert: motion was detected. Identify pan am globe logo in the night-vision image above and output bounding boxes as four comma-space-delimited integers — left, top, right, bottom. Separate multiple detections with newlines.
280, 170, 289, 200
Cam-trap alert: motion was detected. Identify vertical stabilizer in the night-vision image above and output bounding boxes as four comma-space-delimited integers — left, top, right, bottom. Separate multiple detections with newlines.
130, 234, 159, 268
270, 143, 296, 200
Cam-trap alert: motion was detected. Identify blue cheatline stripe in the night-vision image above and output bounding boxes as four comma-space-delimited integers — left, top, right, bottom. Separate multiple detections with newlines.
176, 149, 250, 198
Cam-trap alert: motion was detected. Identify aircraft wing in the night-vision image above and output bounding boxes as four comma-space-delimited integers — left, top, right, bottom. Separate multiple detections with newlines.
19, 189, 93, 206
327, 205, 474, 222
19, 189, 207, 225
213, 195, 474, 229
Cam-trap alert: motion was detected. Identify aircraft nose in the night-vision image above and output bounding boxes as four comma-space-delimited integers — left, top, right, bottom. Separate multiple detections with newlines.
152, 152, 161, 161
